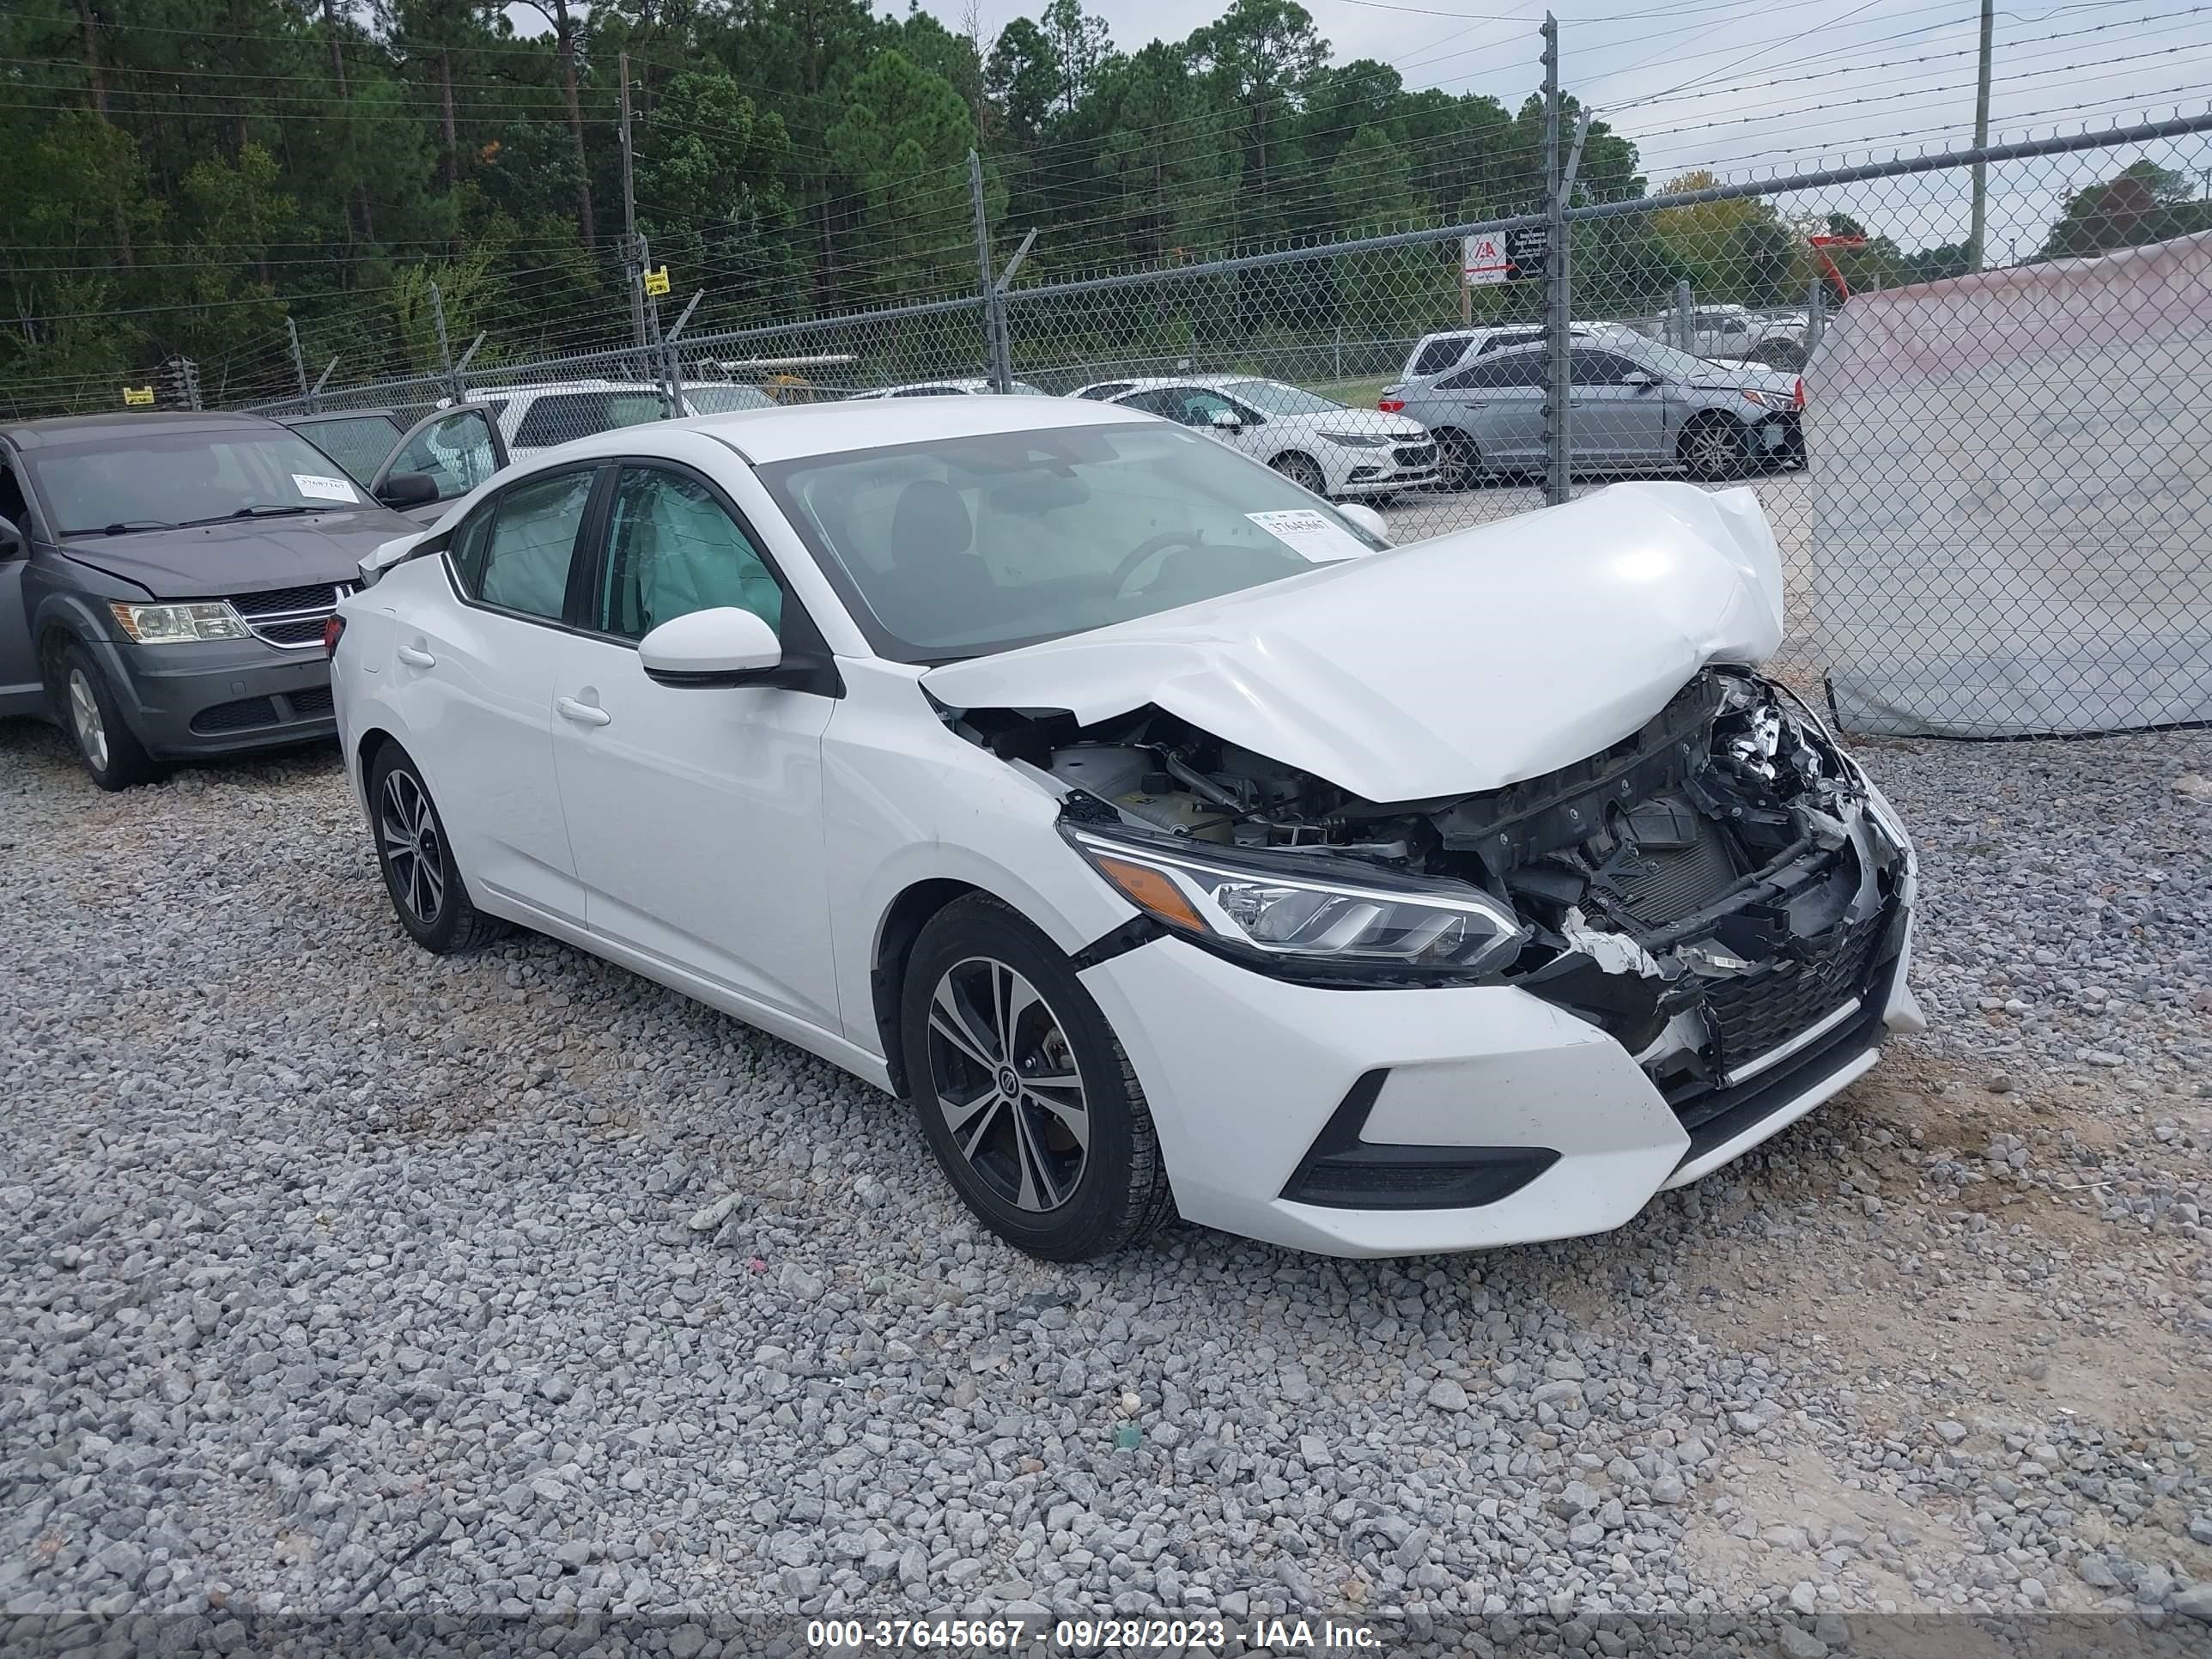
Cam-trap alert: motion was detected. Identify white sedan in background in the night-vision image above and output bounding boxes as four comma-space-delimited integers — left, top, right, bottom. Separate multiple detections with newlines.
1067, 375, 1438, 499
331, 398, 1918, 1261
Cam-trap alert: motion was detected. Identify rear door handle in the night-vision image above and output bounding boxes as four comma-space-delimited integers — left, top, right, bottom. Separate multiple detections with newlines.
396, 643, 436, 668
556, 696, 611, 727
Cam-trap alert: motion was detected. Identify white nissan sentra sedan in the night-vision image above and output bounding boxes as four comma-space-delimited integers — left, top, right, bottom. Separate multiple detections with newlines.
330, 395, 1922, 1261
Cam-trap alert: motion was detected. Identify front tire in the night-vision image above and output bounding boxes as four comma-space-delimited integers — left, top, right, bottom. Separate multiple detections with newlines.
1680, 415, 1753, 482
368, 744, 509, 954
900, 894, 1174, 1261
1269, 452, 1328, 497
50, 641, 160, 791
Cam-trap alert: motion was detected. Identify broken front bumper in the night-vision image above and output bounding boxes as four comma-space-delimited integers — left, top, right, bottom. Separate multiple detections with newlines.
1077, 867, 1918, 1257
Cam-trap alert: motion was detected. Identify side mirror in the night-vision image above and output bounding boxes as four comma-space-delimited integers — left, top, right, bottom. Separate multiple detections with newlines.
1620, 371, 1658, 391
376, 471, 440, 509
1207, 409, 1243, 431
1335, 503, 1390, 544
639, 606, 782, 687
0, 515, 21, 556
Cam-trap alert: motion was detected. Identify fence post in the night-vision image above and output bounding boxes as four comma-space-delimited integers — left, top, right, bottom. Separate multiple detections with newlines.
286, 317, 310, 407
664, 289, 703, 416
429, 282, 458, 403
1806, 277, 1825, 358
967, 149, 1011, 393
1540, 13, 1570, 507
1674, 280, 1693, 353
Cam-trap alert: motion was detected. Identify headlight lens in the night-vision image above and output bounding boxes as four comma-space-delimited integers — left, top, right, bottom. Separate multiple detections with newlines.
110, 602, 252, 644
1066, 828, 1528, 979
1319, 431, 1393, 447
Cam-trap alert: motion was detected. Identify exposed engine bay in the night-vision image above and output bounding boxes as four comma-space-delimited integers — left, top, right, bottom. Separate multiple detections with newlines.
952, 666, 1911, 1110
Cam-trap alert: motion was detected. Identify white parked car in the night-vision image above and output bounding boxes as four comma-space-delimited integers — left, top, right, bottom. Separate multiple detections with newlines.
1066, 375, 1437, 499
331, 398, 1920, 1261
848, 379, 1052, 398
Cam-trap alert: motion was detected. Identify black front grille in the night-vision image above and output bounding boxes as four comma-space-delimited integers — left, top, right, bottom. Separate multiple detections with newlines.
1394, 442, 1437, 467
191, 696, 278, 734
231, 584, 340, 617
287, 684, 334, 717
252, 617, 330, 647
1703, 908, 1891, 1082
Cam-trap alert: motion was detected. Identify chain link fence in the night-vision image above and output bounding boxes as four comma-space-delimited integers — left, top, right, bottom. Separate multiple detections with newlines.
212, 112, 2212, 737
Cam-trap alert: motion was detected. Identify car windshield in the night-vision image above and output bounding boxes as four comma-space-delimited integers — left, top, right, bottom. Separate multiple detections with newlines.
30, 428, 374, 535
686, 385, 775, 413
1619, 335, 1746, 382
1223, 380, 1342, 416
760, 422, 1390, 663
289, 413, 404, 484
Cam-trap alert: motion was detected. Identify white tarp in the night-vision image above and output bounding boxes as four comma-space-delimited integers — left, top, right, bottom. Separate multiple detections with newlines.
1805, 231, 2212, 736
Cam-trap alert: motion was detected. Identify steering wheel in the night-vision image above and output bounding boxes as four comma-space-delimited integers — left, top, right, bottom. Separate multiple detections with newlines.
1107, 532, 1206, 595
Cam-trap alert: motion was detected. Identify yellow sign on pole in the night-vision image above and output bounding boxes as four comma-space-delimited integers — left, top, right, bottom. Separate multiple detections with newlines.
643, 266, 672, 298
121, 386, 155, 406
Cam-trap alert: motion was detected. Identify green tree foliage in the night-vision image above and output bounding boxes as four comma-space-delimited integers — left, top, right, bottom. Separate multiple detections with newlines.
24, 0, 2060, 416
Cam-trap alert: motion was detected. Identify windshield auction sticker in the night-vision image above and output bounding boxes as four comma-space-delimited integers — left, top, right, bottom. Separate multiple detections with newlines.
292, 472, 362, 504
1247, 508, 1370, 562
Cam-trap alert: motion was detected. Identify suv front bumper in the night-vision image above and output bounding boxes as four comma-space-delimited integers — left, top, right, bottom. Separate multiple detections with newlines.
87, 634, 336, 758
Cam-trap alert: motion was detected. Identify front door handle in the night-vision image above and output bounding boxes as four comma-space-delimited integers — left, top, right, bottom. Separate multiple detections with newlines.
556, 696, 611, 727
396, 643, 436, 668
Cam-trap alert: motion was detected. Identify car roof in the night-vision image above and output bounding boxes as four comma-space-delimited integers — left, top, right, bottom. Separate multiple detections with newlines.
1085, 374, 1288, 393
538, 393, 1153, 467
284, 407, 400, 422
1, 409, 287, 447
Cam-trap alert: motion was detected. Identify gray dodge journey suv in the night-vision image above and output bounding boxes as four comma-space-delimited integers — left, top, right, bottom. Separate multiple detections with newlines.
0, 411, 420, 788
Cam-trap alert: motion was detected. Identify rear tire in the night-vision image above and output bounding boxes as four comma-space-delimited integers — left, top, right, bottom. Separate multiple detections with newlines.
368, 744, 510, 954
1433, 428, 1483, 490
49, 641, 161, 791
900, 893, 1174, 1261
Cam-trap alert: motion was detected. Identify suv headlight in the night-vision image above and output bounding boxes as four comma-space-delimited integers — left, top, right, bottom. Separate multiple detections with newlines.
1318, 431, 1392, 447
110, 601, 252, 643
1066, 827, 1528, 981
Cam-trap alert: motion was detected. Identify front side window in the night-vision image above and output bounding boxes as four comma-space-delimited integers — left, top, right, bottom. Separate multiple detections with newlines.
0, 458, 30, 531
27, 428, 374, 536
1570, 350, 1647, 386
760, 422, 1389, 664
451, 467, 594, 621
390, 410, 501, 501
291, 413, 405, 485
597, 466, 782, 641
512, 391, 667, 448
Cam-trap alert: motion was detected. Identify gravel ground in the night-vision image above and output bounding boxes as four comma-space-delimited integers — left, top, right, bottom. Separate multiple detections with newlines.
2, 714, 2208, 1652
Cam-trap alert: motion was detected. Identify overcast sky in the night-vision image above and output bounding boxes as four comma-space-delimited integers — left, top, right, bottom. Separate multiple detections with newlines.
963, 0, 2212, 253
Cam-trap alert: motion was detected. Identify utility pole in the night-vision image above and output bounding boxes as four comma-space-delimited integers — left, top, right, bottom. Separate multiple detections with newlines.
619, 50, 646, 350
1540, 13, 1570, 507
1968, 0, 1993, 271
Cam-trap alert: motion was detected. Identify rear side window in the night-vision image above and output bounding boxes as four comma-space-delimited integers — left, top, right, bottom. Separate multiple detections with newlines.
1077, 382, 1133, 401
451, 467, 595, 621
1411, 337, 1467, 377
1474, 331, 1545, 356
512, 392, 666, 448
1442, 351, 1547, 391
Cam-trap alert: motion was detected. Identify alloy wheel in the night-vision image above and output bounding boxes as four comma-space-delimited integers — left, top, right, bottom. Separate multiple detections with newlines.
379, 769, 447, 925
1686, 424, 1743, 477
66, 668, 108, 773
924, 956, 1090, 1213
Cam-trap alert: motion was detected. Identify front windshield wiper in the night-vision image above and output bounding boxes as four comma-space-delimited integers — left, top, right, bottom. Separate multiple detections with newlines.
195, 503, 322, 524
66, 519, 179, 536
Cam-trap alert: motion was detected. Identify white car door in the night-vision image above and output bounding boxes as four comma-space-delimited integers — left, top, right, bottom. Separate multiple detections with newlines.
547, 459, 842, 1030
385, 464, 598, 922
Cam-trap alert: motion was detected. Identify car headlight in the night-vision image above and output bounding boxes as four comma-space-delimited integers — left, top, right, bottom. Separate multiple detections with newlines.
1318, 431, 1393, 447
110, 602, 252, 644
1065, 827, 1529, 981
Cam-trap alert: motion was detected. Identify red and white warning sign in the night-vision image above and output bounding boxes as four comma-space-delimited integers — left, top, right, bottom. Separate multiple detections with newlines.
1462, 232, 1510, 287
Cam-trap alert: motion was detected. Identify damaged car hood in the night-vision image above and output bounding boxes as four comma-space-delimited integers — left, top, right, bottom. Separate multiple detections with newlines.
923, 480, 1785, 802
